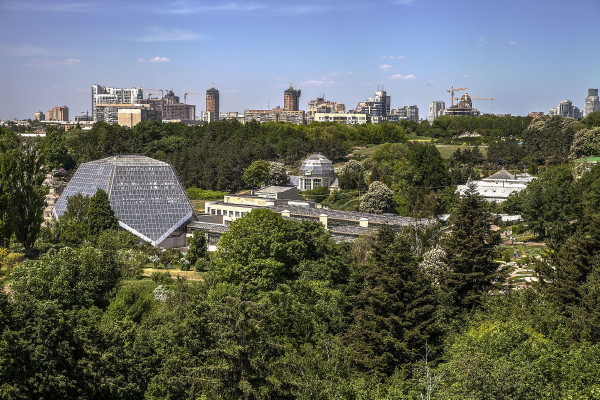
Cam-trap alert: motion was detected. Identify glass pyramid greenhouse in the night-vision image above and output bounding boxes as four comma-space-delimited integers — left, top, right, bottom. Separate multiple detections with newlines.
54, 155, 193, 246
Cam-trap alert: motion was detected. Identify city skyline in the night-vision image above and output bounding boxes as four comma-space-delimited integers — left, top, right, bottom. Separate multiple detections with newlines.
1, 0, 599, 120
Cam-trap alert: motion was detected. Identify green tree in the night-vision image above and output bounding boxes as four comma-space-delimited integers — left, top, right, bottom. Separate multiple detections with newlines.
0, 128, 20, 247
87, 189, 119, 238
242, 159, 270, 188
360, 181, 395, 214
338, 160, 367, 191
570, 126, 600, 159
9, 142, 47, 256
346, 228, 439, 376
186, 230, 207, 266
443, 184, 500, 310
520, 164, 575, 239
57, 193, 91, 245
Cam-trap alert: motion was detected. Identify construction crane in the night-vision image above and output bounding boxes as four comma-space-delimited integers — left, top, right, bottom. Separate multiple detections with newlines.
447, 86, 468, 107
184, 92, 200, 104
470, 97, 496, 114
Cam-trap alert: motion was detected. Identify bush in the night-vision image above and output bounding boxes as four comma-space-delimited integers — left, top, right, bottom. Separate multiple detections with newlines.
186, 187, 227, 200
301, 186, 330, 202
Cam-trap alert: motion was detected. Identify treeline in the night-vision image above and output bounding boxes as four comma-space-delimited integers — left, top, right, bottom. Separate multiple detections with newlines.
2, 164, 600, 398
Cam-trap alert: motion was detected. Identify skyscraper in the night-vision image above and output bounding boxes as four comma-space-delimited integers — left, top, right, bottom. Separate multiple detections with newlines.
428, 101, 445, 123
356, 88, 391, 122
556, 100, 582, 119
584, 88, 599, 117
205, 83, 220, 122
283, 84, 301, 111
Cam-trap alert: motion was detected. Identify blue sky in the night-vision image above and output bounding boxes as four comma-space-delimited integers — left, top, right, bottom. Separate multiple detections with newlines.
1, 0, 599, 119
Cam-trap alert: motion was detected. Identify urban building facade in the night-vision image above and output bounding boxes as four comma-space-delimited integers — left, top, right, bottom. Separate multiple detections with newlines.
355, 88, 391, 121
33, 111, 45, 121
389, 105, 419, 122
205, 84, 220, 122
244, 107, 305, 124
92, 85, 144, 123
283, 83, 301, 111
117, 107, 162, 127
313, 113, 367, 125
428, 101, 445, 123
457, 169, 534, 203
584, 88, 599, 117
306, 96, 345, 123
46, 106, 69, 121
555, 100, 582, 119
148, 90, 196, 121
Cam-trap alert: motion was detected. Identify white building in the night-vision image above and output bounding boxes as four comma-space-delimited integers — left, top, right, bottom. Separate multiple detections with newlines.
92, 85, 144, 123
457, 169, 534, 203
428, 101, 445, 123
555, 100, 582, 119
313, 113, 367, 125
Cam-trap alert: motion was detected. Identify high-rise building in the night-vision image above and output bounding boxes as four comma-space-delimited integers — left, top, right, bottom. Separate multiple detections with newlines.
428, 101, 445, 123
284, 84, 302, 111
556, 100, 582, 119
92, 85, 144, 123
356, 88, 391, 122
47, 106, 69, 121
148, 90, 196, 121
205, 83, 220, 122
584, 88, 599, 117
33, 111, 45, 121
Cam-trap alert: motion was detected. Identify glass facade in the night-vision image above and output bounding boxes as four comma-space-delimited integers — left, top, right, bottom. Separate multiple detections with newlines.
54, 155, 193, 246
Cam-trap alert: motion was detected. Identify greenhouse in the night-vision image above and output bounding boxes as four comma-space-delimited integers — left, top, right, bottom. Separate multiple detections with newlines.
54, 155, 193, 248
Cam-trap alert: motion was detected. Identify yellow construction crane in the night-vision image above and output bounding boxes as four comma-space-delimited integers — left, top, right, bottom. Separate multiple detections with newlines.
184, 92, 200, 104
447, 86, 468, 107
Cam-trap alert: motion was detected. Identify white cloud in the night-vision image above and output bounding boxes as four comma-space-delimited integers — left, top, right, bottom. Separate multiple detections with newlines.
476, 36, 486, 47
393, 0, 416, 4
135, 27, 202, 42
380, 55, 406, 60
302, 79, 339, 86
24, 58, 81, 68
508, 40, 517, 46
389, 73, 416, 80
427, 80, 436, 86
378, 64, 392, 72
164, 2, 266, 14
137, 56, 171, 63
0, 1, 96, 13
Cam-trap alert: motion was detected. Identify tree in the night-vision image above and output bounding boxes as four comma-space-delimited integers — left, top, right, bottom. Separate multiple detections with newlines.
443, 184, 500, 310
520, 164, 575, 239
570, 126, 600, 159
57, 193, 91, 245
186, 231, 207, 266
9, 142, 47, 256
360, 181, 394, 214
268, 161, 289, 186
87, 189, 119, 237
346, 228, 439, 376
338, 160, 367, 190
242, 159, 270, 188
0, 127, 20, 247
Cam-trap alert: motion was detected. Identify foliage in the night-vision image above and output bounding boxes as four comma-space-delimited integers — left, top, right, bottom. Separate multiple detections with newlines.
443, 184, 501, 310
10, 246, 121, 309
242, 159, 270, 188
268, 161, 289, 186
87, 189, 119, 238
338, 160, 367, 190
360, 181, 395, 214
186, 230, 207, 266
185, 187, 227, 200
570, 126, 600, 159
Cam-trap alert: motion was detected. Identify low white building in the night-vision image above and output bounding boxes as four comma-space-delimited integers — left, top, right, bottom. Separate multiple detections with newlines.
457, 169, 534, 203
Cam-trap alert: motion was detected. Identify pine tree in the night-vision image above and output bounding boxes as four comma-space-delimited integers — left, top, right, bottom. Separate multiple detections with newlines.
87, 189, 119, 238
443, 184, 500, 310
347, 228, 439, 376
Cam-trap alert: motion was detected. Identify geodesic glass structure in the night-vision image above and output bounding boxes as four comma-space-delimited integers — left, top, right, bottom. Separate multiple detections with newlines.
54, 155, 193, 246
298, 154, 335, 191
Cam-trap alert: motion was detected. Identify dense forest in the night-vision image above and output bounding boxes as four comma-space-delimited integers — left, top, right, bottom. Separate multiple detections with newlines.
1, 114, 600, 398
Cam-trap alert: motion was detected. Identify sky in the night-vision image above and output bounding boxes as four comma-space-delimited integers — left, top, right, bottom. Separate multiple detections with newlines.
1, 0, 599, 120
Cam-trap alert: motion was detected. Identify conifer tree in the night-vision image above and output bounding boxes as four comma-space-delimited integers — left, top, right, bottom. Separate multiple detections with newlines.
87, 189, 119, 237
443, 184, 500, 310
347, 228, 439, 376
